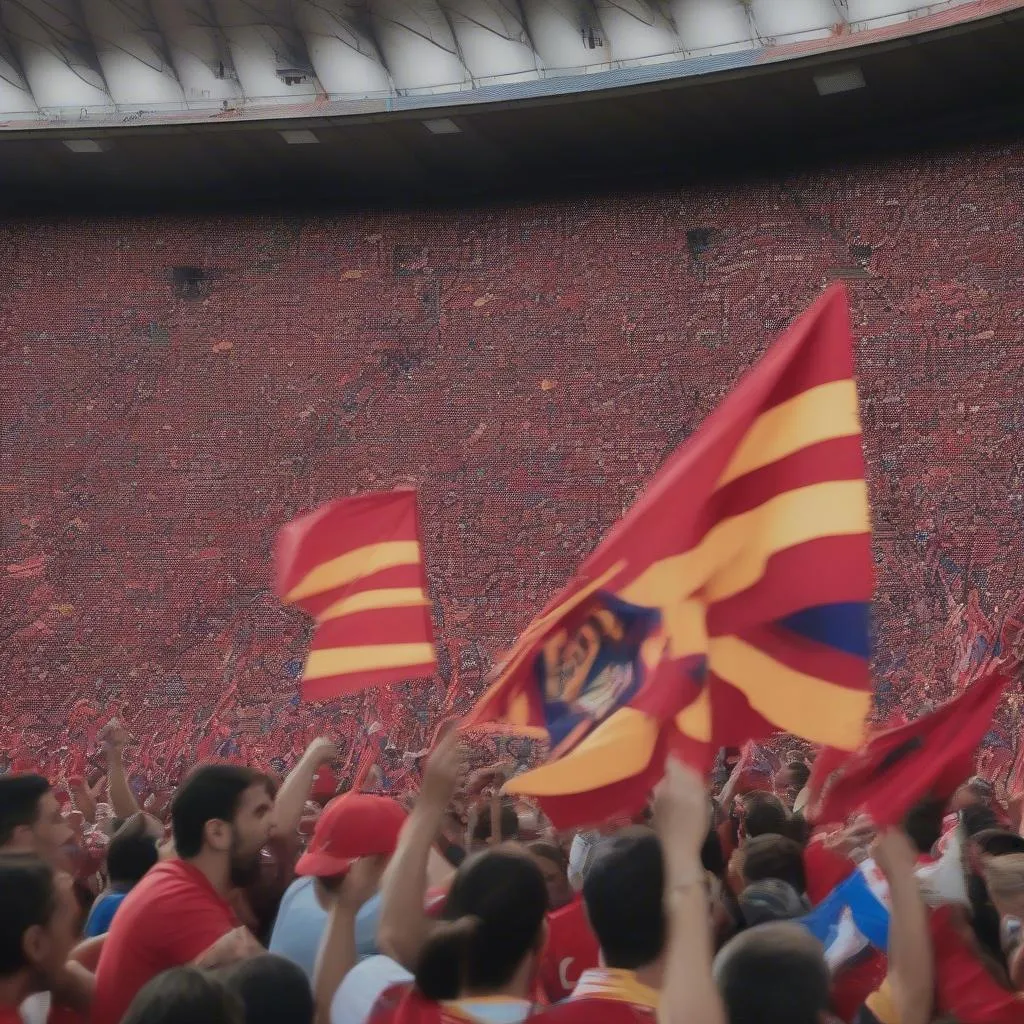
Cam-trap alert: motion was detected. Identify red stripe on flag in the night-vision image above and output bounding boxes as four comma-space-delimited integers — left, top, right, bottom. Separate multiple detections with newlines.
758, 286, 855, 410
310, 604, 435, 650
739, 623, 869, 690
704, 672, 779, 750
276, 490, 420, 598
707, 534, 873, 637
709, 435, 867, 523
297, 563, 428, 620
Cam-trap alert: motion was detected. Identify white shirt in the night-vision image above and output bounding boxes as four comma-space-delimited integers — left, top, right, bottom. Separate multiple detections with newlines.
20, 993, 50, 1024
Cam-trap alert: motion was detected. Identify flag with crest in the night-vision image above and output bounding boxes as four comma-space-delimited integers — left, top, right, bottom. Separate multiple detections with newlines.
464, 284, 874, 826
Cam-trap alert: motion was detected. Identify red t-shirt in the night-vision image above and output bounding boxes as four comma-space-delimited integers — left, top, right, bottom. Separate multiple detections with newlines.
0, 1005, 23, 1024
91, 860, 238, 1024
538, 898, 601, 1003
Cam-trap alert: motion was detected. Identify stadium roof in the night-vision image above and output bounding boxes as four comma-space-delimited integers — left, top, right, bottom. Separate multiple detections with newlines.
0, 0, 1021, 207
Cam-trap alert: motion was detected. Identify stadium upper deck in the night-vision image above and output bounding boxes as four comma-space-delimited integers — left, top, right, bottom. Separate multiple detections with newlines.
0, 0, 1021, 129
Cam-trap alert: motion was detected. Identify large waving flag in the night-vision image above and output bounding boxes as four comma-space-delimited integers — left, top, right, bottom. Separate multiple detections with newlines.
276, 490, 437, 702
810, 667, 1010, 828
464, 284, 873, 826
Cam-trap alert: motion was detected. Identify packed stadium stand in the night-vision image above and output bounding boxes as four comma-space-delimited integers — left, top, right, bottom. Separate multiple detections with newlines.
4, 135, 1024, 791
3, 0, 1024, 797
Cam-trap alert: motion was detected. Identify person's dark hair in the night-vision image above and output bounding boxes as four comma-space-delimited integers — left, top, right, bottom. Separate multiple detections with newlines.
972, 830, 1024, 858
0, 855, 56, 977
171, 765, 272, 859
702, 825, 726, 880
960, 803, 1001, 838
741, 834, 807, 893
786, 813, 811, 847
527, 841, 567, 874
583, 829, 666, 970
470, 801, 519, 844
218, 955, 313, 1024
713, 922, 829, 1024
122, 967, 243, 1024
903, 797, 945, 855
415, 847, 547, 1001
783, 761, 811, 792
0, 775, 50, 848
107, 815, 159, 887
741, 792, 788, 841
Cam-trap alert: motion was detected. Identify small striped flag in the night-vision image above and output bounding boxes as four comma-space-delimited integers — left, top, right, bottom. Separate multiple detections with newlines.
276, 490, 437, 702
464, 283, 874, 826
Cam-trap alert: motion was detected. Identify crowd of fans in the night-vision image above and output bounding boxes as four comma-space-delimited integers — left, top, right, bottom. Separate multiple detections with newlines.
5, 717, 1024, 1024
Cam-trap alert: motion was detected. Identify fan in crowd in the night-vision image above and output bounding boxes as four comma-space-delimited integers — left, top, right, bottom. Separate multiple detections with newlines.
4, 715, 1024, 1024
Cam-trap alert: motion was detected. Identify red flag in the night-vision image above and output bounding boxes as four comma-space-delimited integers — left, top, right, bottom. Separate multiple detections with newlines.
812, 669, 1009, 827
463, 285, 873, 827
276, 490, 437, 702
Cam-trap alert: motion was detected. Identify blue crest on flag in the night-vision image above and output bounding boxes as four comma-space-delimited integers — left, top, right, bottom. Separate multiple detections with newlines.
533, 591, 661, 754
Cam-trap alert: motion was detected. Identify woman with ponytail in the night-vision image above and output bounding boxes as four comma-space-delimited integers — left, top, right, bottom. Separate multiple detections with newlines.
327, 733, 549, 1024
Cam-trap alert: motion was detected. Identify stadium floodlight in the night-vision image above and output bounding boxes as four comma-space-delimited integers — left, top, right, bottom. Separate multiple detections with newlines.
813, 65, 867, 96
422, 118, 461, 134
279, 129, 319, 144
62, 139, 108, 153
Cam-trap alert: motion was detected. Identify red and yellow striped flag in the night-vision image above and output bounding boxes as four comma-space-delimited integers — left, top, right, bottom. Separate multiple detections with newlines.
464, 284, 873, 826
276, 490, 437, 702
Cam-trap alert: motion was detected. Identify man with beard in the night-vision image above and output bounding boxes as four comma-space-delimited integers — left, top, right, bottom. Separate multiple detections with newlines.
91, 765, 273, 1024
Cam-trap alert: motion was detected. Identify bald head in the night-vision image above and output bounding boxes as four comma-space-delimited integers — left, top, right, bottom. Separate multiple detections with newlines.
713, 923, 829, 1024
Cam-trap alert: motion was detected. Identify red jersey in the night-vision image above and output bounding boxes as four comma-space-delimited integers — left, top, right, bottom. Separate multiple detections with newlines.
91, 860, 238, 1024
538, 898, 600, 1002
0, 1006, 23, 1024
534, 968, 657, 1024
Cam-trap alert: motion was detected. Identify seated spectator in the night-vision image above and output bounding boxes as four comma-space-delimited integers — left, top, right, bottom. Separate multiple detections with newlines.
0, 856, 79, 1024
120, 967, 243, 1024
713, 923, 830, 1024
268, 795, 410, 980
737, 880, 809, 928
776, 761, 811, 810
327, 735, 550, 1024
0, 775, 73, 864
334, 848, 548, 1024
91, 765, 274, 1024
549, 828, 665, 1020
84, 814, 159, 938
737, 834, 808, 895
526, 842, 574, 911
219, 954, 314, 1024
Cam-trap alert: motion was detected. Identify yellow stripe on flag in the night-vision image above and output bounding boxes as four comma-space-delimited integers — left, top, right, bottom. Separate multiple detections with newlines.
709, 635, 869, 749
717, 379, 860, 488
676, 687, 712, 743
286, 541, 422, 603
304, 642, 436, 680
504, 707, 660, 796
619, 479, 869, 610
318, 587, 429, 622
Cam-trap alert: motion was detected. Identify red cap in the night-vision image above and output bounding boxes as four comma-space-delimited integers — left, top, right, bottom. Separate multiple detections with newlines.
295, 794, 407, 878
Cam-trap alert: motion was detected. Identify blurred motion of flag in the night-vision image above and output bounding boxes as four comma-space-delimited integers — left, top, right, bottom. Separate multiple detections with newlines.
276, 490, 437, 702
464, 284, 874, 826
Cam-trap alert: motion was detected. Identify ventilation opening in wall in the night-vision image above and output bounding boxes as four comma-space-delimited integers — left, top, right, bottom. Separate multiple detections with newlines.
581, 24, 603, 49
172, 266, 210, 299
277, 68, 311, 86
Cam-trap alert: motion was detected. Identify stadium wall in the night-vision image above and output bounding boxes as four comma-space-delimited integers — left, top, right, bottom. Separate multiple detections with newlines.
3, 137, 1024, 789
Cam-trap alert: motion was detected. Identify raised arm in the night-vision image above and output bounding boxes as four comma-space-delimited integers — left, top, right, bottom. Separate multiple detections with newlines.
377, 731, 462, 969
313, 856, 387, 1024
872, 828, 933, 1024
272, 738, 338, 840
657, 757, 727, 1024
101, 720, 141, 821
